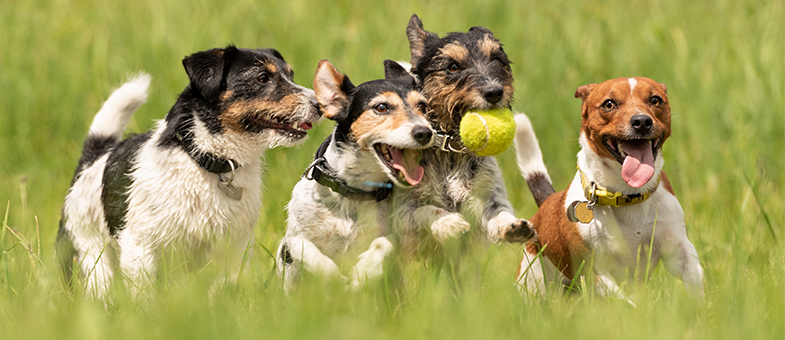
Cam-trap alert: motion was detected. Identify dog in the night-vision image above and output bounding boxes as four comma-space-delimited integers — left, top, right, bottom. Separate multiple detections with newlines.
276, 59, 434, 291
57, 46, 321, 298
513, 77, 704, 302
376, 16, 536, 263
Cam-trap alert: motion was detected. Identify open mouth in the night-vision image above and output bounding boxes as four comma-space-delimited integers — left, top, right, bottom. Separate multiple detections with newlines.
603, 136, 662, 188
248, 115, 313, 138
374, 144, 425, 186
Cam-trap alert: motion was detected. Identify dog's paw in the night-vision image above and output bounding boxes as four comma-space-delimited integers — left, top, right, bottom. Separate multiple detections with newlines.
503, 219, 536, 243
431, 212, 471, 243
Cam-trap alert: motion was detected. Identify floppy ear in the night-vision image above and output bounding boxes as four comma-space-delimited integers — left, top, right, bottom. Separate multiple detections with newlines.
406, 14, 438, 67
658, 82, 668, 94
182, 46, 237, 102
384, 60, 416, 86
313, 60, 354, 121
574, 83, 596, 102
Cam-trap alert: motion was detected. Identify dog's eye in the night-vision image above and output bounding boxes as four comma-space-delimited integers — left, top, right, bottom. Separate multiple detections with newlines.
416, 102, 427, 113
257, 73, 270, 84
601, 99, 616, 111
650, 96, 663, 107
374, 103, 390, 114
447, 63, 460, 73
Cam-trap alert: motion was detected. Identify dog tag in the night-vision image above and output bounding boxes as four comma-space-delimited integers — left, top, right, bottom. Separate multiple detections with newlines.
566, 201, 594, 223
218, 181, 243, 201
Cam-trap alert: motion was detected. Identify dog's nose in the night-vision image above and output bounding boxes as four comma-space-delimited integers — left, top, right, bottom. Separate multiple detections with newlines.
630, 114, 653, 132
412, 125, 433, 146
483, 86, 504, 104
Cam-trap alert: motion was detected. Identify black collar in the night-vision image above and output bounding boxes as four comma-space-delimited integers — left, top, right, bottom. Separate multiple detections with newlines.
176, 132, 240, 174
304, 135, 393, 202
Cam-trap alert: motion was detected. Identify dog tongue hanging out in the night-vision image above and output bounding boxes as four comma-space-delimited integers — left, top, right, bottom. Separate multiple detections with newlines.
578, 77, 671, 190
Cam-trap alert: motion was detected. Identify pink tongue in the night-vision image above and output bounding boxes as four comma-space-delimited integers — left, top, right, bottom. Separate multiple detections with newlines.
300, 122, 313, 130
620, 140, 655, 188
390, 148, 424, 185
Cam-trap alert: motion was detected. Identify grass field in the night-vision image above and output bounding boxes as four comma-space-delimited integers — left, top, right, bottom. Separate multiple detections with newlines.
1, 0, 783, 338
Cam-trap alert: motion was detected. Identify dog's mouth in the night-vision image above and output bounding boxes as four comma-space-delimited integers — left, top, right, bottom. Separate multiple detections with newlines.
374, 144, 424, 186
248, 115, 313, 138
603, 136, 662, 188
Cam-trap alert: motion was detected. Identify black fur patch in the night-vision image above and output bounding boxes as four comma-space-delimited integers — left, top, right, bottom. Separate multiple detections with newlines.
102, 132, 151, 237
526, 172, 556, 207
73, 135, 116, 180
280, 243, 294, 264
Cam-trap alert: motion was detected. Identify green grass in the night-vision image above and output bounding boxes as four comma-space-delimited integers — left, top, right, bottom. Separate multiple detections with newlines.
1, 0, 783, 338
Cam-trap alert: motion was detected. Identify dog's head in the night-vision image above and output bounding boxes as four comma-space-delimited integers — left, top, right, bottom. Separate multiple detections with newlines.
575, 77, 671, 188
405, 14, 514, 133
313, 60, 433, 187
169, 46, 321, 153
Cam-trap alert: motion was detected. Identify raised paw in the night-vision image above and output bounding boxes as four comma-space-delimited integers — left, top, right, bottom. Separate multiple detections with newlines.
431, 212, 471, 243
504, 219, 536, 243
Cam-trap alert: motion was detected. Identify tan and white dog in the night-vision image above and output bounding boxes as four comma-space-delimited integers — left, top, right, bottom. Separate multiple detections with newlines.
513, 77, 704, 302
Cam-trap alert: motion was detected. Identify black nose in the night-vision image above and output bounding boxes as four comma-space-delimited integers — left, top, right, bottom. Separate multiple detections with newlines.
412, 125, 433, 145
483, 86, 504, 104
630, 114, 653, 132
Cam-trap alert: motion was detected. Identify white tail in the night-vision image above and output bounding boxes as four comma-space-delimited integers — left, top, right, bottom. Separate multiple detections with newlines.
88, 73, 151, 139
513, 113, 555, 206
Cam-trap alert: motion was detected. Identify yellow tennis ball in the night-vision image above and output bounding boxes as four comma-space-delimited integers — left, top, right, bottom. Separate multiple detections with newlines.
459, 108, 515, 156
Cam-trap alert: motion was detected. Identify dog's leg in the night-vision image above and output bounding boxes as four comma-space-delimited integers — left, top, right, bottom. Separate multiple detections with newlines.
475, 158, 535, 243
117, 232, 160, 297
593, 273, 636, 306
515, 247, 551, 296
350, 235, 397, 290
419, 205, 471, 243
659, 226, 705, 297
277, 236, 346, 292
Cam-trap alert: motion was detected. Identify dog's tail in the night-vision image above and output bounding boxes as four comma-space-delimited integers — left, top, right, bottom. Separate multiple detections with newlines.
79, 73, 151, 165
514, 113, 555, 207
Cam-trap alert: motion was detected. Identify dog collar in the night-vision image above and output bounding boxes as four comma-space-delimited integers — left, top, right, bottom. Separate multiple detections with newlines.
176, 132, 241, 174
432, 130, 469, 154
303, 135, 393, 202
578, 167, 659, 207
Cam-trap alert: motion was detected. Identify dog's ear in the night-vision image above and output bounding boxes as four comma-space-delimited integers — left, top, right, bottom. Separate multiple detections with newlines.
574, 83, 596, 102
407, 14, 438, 67
182, 46, 237, 102
658, 82, 668, 94
314, 60, 354, 121
383, 60, 416, 86
469, 26, 494, 37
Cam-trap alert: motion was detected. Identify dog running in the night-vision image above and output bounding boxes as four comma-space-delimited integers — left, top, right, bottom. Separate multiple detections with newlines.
513, 77, 704, 302
57, 46, 321, 298
276, 59, 433, 291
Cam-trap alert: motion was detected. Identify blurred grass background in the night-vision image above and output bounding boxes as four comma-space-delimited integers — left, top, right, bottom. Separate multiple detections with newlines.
0, 0, 782, 339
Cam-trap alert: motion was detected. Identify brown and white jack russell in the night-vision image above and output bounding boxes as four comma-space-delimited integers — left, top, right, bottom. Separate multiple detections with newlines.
513, 77, 704, 302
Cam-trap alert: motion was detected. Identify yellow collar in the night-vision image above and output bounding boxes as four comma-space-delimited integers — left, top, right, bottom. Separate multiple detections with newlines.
579, 167, 659, 207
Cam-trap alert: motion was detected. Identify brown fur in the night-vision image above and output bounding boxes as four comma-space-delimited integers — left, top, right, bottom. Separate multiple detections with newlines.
351, 91, 427, 147
525, 187, 588, 280
219, 94, 306, 133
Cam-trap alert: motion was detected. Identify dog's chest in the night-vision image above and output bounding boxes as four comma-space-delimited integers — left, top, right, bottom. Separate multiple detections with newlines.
416, 150, 477, 210
124, 146, 262, 243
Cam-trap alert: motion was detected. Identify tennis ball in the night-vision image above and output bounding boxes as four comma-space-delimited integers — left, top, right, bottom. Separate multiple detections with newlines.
458, 108, 515, 156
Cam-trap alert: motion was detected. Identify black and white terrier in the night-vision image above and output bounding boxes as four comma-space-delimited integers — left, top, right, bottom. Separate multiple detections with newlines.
57, 46, 321, 298
276, 60, 433, 291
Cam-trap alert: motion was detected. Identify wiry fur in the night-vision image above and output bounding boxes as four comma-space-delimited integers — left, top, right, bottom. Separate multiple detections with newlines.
342, 16, 538, 289
57, 46, 321, 298
277, 60, 433, 291
514, 77, 704, 303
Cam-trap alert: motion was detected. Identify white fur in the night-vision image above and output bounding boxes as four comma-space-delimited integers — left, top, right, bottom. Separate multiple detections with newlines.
89, 73, 151, 140
514, 113, 551, 183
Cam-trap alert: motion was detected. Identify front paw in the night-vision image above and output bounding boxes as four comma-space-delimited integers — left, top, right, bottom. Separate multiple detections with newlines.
431, 212, 471, 243
503, 219, 535, 243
